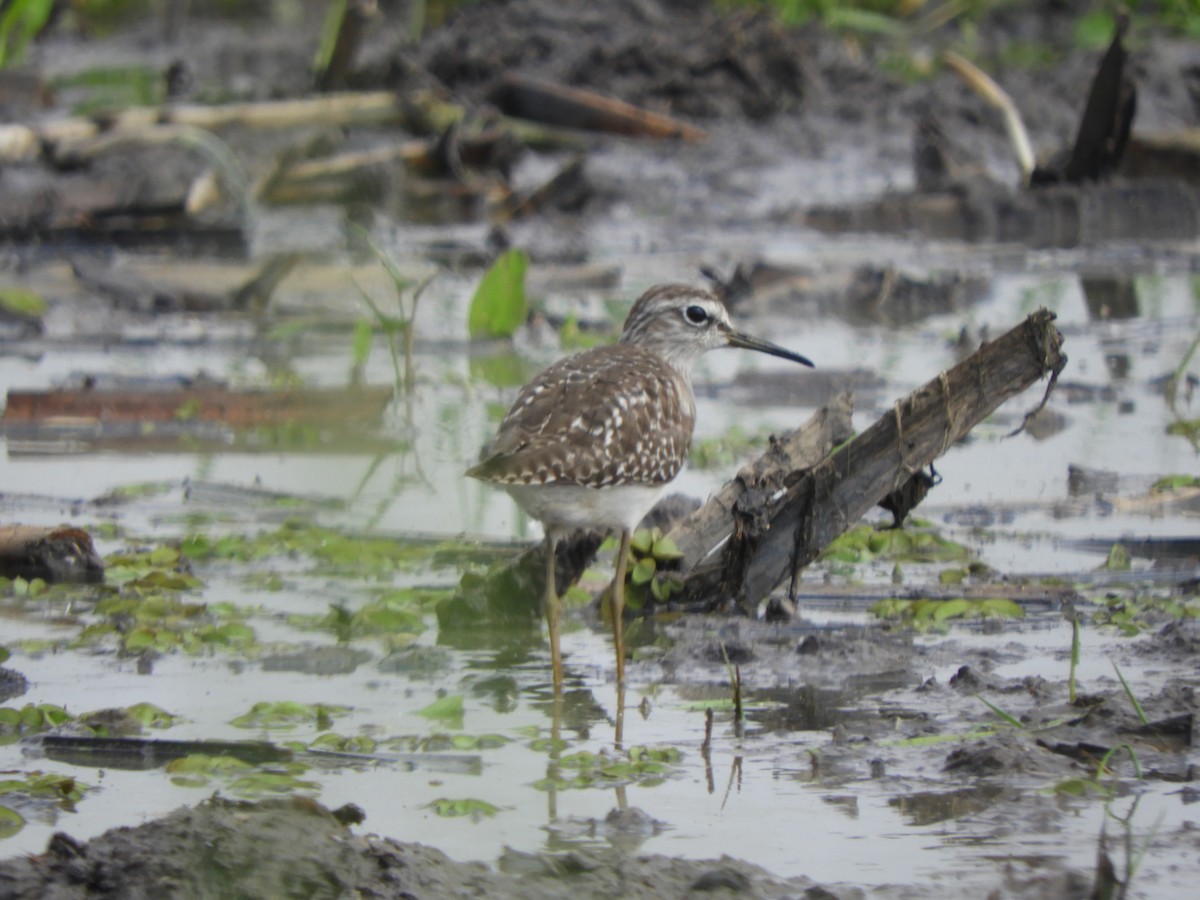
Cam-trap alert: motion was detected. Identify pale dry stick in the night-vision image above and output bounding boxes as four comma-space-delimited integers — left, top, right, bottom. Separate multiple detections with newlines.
942, 50, 1036, 185
0, 92, 415, 164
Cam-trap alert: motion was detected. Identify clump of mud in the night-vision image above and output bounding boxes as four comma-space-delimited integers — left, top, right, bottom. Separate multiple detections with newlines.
0, 795, 857, 900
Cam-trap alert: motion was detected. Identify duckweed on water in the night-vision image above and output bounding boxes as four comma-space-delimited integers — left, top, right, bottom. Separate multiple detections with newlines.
0, 771, 87, 815
822, 522, 971, 566
231, 701, 351, 731
287, 589, 449, 643
0, 772, 89, 838
623, 528, 685, 610
415, 695, 464, 728
0, 703, 71, 736
426, 797, 500, 820
0, 702, 179, 740
1090, 589, 1200, 635
1, 577, 47, 599
534, 746, 684, 791
165, 754, 319, 797
182, 521, 443, 577
308, 733, 378, 754
870, 597, 1025, 629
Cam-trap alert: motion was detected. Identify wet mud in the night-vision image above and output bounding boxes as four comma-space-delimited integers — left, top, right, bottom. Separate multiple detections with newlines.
1, 0, 1198, 898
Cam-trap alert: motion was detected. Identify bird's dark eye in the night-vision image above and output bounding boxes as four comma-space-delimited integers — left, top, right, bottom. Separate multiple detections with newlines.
684, 305, 708, 325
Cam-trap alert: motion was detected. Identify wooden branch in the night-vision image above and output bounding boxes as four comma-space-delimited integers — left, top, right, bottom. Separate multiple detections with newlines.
488, 74, 707, 141
0, 91, 459, 164
670, 392, 854, 571
683, 308, 1066, 610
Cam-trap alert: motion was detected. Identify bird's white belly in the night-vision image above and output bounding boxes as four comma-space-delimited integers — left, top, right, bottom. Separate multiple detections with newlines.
505, 481, 668, 535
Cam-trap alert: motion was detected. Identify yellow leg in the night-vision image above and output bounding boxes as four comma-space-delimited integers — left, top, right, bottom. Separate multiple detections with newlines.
544, 534, 563, 694
611, 529, 631, 684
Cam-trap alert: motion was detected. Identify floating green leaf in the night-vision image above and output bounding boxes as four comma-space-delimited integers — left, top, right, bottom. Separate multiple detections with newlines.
0, 804, 23, 839
427, 797, 500, 819
231, 701, 349, 731
1100, 544, 1131, 571
467, 249, 528, 339
0, 703, 72, 733
415, 695, 464, 728
0, 287, 47, 317
870, 596, 1025, 629
1151, 474, 1200, 491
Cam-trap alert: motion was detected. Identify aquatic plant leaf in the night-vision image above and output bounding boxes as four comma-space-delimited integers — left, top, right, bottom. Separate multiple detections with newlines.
978, 598, 1024, 619
231, 701, 350, 730
975, 694, 1023, 729
0, 288, 47, 317
1151, 474, 1200, 491
630, 557, 656, 585
126, 703, 180, 729
1100, 544, 1132, 571
932, 598, 971, 621
309, 733, 378, 754
427, 797, 500, 819
651, 535, 683, 562
629, 529, 655, 556
228, 772, 319, 797
0, 703, 71, 733
165, 754, 254, 776
415, 695, 464, 725
0, 804, 23, 839
467, 249, 528, 339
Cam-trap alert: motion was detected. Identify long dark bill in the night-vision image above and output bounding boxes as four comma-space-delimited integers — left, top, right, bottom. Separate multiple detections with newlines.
726, 330, 814, 368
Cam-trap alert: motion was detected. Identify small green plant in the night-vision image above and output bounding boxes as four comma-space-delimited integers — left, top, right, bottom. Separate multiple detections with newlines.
1091, 588, 1200, 635
0, 703, 72, 734
1112, 662, 1149, 726
289, 595, 430, 644
426, 797, 500, 820
1068, 605, 1081, 704
166, 753, 318, 797
414, 694, 464, 728
230, 701, 350, 731
0, 771, 87, 813
0, 0, 53, 69
870, 596, 1024, 629
467, 249, 528, 339
352, 231, 435, 394
533, 745, 683, 791
622, 528, 685, 609
1151, 473, 1200, 491
823, 523, 971, 566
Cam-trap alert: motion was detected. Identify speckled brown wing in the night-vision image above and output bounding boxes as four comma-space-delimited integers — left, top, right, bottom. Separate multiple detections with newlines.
467, 344, 696, 488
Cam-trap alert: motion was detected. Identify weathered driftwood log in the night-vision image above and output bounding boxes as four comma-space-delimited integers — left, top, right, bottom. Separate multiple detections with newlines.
0, 525, 105, 583
680, 308, 1066, 612
0, 92, 421, 164
487, 74, 707, 142
670, 394, 854, 573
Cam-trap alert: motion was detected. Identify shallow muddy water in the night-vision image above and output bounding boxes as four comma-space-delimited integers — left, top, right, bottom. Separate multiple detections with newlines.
2, 235, 1198, 898
1, 3, 1199, 896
